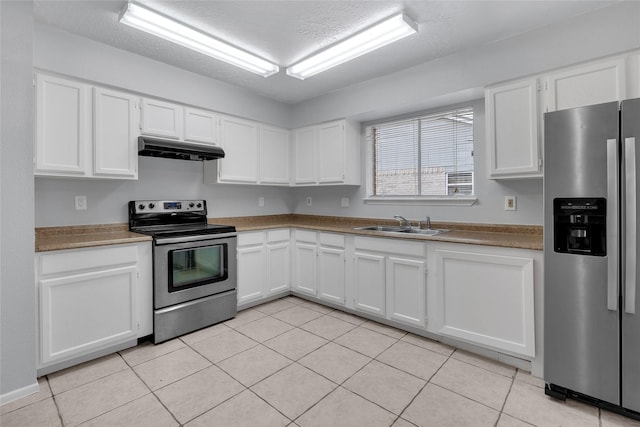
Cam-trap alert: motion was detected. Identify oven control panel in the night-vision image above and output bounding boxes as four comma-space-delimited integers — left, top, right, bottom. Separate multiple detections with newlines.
132, 200, 206, 213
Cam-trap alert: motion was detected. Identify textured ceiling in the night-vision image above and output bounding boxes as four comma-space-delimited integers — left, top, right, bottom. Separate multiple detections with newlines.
33, 0, 617, 104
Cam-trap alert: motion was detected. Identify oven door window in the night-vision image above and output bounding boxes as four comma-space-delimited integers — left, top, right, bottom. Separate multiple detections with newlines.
169, 244, 227, 292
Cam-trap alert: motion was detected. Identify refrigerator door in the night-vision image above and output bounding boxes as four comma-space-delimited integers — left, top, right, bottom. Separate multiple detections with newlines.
621, 98, 640, 413
544, 101, 620, 405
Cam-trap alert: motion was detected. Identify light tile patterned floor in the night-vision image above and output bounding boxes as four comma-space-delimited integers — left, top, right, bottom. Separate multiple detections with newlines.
2, 296, 640, 427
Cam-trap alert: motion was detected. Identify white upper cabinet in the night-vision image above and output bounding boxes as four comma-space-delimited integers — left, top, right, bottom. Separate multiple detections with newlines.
140, 98, 183, 139
184, 107, 218, 145
293, 126, 316, 184
292, 119, 360, 186
317, 121, 346, 183
35, 73, 139, 180
35, 74, 91, 176
259, 125, 290, 185
486, 55, 629, 180
93, 87, 139, 179
486, 78, 541, 179
545, 57, 626, 112
217, 115, 259, 183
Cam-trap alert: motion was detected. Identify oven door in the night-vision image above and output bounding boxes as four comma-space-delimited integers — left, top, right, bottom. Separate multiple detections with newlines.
153, 235, 237, 309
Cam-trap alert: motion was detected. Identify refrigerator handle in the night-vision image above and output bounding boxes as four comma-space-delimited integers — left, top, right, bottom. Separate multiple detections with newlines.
607, 138, 619, 311
625, 137, 637, 314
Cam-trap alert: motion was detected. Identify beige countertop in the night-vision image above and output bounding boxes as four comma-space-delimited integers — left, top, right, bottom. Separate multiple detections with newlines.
35, 214, 542, 252
35, 224, 152, 252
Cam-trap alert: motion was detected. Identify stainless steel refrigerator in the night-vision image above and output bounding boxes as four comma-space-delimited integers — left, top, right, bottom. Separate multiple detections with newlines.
544, 98, 640, 417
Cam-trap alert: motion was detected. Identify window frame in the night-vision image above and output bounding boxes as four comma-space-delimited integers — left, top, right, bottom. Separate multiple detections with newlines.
364, 104, 478, 206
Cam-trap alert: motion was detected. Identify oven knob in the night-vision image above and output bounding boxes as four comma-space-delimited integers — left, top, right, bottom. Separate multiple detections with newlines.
138, 204, 145, 210
189, 202, 195, 208
149, 203, 155, 209
196, 202, 202, 208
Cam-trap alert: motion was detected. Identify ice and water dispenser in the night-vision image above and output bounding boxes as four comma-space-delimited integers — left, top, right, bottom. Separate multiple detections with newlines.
553, 198, 606, 256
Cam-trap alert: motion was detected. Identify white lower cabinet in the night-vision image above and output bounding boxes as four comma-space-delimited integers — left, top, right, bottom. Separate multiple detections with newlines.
317, 233, 346, 305
352, 236, 426, 328
292, 230, 346, 306
387, 255, 426, 328
353, 251, 386, 316
237, 229, 290, 307
35, 243, 151, 374
292, 230, 318, 296
433, 244, 536, 358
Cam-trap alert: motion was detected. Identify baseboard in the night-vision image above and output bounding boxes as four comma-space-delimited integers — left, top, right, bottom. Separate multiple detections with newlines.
0, 381, 39, 406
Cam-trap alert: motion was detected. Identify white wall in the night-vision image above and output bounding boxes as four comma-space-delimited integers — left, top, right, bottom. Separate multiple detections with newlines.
1, 1, 37, 402
35, 158, 295, 227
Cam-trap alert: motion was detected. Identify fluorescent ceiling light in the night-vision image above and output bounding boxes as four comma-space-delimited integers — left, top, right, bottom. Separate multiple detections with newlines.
119, 2, 279, 77
286, 12, 418, 80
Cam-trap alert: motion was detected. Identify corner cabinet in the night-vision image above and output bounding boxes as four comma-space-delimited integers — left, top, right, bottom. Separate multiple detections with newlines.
292, 119, 360, 186
35, 73, 139, 179
35, 242, 152, 375
485, 78, 542, 179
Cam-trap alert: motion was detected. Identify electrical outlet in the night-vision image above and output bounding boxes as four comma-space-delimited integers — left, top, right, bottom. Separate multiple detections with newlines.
75, 195, 87, 211
258, 197, 265, 207
341, 197, 350, 207
306, 197, 312, 206
504, 196, 516, 211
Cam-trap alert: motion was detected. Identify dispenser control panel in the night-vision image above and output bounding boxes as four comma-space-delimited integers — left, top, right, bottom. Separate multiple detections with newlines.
553, 198, 606, 256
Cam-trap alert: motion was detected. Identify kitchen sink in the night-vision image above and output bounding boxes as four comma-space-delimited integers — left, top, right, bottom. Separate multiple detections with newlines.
354, 226, 450, 236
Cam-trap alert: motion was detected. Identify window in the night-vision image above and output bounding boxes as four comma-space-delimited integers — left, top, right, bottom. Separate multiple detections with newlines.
368, 106, 474, 198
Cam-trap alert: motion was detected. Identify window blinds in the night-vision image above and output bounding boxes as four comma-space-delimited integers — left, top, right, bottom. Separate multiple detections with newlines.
371, 106, 474, 196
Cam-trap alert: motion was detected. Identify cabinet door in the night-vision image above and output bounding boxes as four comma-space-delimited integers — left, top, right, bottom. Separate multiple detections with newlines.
486, 79, 541, 179
546, 58, 626, 112
218, 116, 259, 183
293, 242, 317, 296
317, 120, 345, 183
266, 241, 290, 295
184, 107, 218, 145
93, 88, 139, 179
435, 249, 535, 357
260, 126, 290, 184
237, 245, 266, 304
317, 246, 345, 305
294, 127, 316, 184
353, 251, 386, 317
35, 74, 90, 176
39, 266, 137, 365
141, 98, 184, 139
387, 256, 426, 328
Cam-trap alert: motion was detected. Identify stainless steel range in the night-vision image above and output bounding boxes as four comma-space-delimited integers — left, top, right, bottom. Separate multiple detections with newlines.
129, 200, 237, 343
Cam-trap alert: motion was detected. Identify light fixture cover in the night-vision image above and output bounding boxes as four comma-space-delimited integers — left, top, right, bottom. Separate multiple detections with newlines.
119, 2, 279, 77
286, 12, 418, 80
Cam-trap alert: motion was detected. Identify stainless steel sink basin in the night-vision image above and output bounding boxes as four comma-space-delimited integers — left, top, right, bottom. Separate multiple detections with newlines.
354, 226, 450, 236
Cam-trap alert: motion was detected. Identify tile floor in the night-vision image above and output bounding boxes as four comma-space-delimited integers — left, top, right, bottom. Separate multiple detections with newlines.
2, 296, 640, 427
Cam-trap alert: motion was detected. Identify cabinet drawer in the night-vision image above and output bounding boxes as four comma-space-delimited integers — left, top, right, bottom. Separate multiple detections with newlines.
355, 236, 425, 257
266, 229, 290, 243
238, 232, 264, 246
318, 232, 344, 247
39, 245, 137, 276
295, 229, 317, 243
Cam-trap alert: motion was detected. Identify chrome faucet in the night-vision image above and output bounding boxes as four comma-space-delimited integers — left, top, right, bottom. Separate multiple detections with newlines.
393, 215, 410, 229
420, 216, 432, 230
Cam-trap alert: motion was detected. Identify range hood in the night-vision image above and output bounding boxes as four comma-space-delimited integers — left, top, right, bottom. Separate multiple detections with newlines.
138, 136, 225, 161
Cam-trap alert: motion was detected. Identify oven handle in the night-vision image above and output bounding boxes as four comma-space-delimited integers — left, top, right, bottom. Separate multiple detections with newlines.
154, 232, 237, 245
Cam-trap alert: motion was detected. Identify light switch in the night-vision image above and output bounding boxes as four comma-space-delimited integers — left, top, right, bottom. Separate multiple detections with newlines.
504, 196, 516, 211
